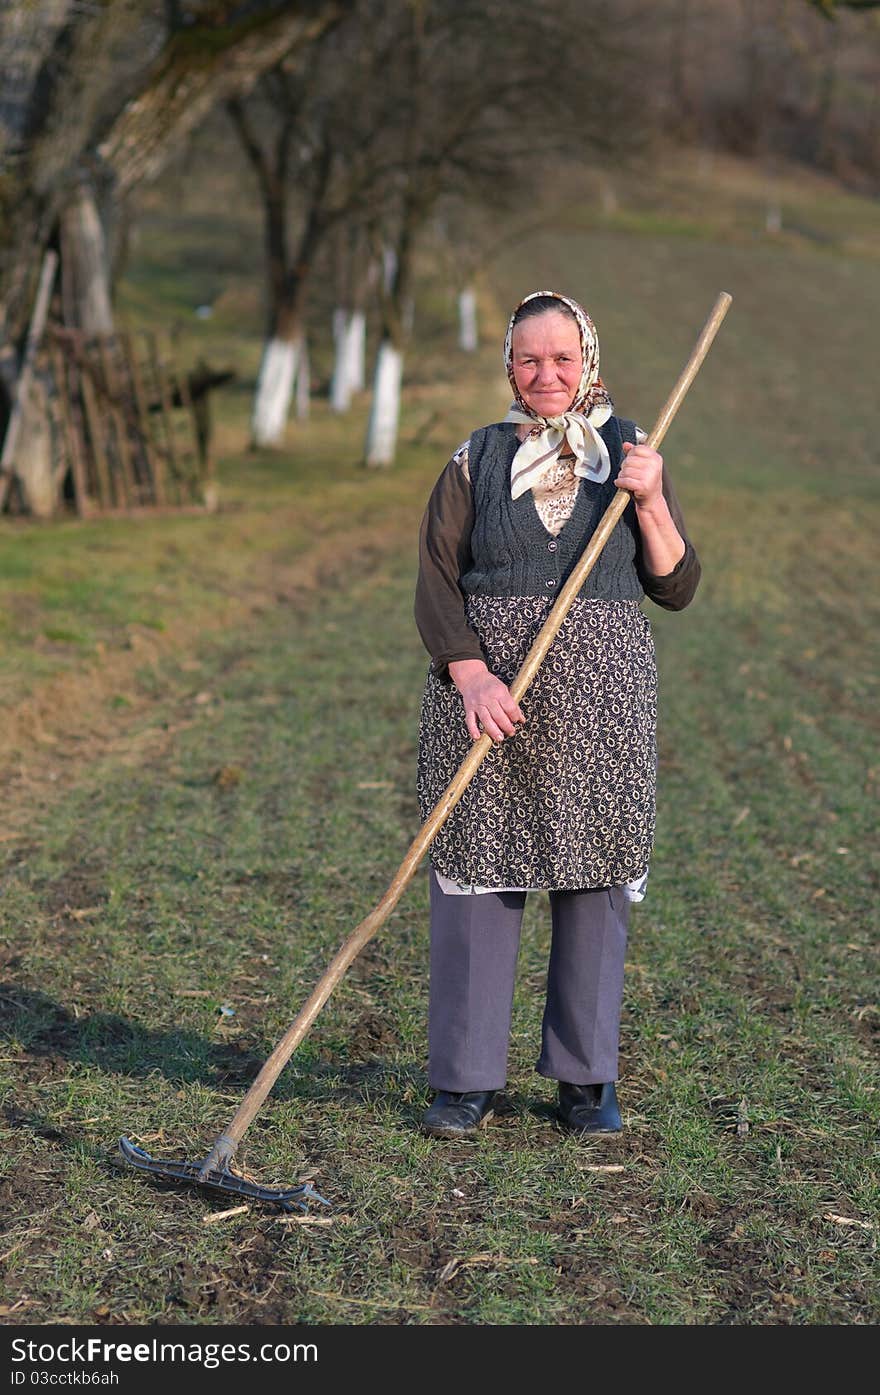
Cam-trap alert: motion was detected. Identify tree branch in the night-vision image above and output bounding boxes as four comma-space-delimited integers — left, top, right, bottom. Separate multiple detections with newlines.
99, 0, 349, 195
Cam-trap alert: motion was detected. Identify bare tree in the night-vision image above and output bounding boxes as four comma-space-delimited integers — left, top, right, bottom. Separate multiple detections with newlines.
360, 0, 642, 467
638, 0, 880, 184
228, 4, 425, 446
227, 44, 383, 447
329, 222, 371, 412
221, 0, 642, 459
0, 0, 347, 508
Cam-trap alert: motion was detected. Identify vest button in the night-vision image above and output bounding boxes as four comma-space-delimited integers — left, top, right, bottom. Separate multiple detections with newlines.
547, 540, 558, 551
546, 578, 556, 588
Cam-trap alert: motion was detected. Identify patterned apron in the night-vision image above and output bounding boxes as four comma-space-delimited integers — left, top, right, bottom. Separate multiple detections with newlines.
417, 594, 657, 891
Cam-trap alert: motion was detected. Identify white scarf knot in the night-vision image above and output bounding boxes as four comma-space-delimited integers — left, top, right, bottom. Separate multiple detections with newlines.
504, 404, 613, 500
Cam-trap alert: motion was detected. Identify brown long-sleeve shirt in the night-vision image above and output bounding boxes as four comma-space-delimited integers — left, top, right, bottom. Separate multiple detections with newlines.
415, 437, 701, 676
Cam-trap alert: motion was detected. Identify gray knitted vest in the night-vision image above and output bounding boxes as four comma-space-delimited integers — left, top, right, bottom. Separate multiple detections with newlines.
459, 416, 643, 601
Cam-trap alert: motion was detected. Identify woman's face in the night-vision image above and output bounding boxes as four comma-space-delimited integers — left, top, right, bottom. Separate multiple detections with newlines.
510, 310, 582, 416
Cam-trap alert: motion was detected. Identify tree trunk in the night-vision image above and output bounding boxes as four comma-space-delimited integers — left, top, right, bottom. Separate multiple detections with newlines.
329, 220, 371, 411
59, 184, 115, 335
295, 334, 310, 421
362, 190, 422, 467
2, 2, 344, 350
16, 375, 55, 517
382, 245, 397, 291
232, 88, 332, 447
331, 305, 367, 411
458, 286, 478, 352
330, 308, 351, 412
348, 309, 366, 394
252, 331, 300, 448
364, 337, 402, 468
0, 249, 58, 514
100, 1, 346, 197
765, 199, 783, 234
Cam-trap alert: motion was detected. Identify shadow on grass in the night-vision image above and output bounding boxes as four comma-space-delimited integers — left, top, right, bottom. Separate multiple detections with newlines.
0, 982, 434, 1108
1, 986, 574, 1144
1, 983, 568, 1139
0, 982, 266, 1087
1, 983, 582, 1132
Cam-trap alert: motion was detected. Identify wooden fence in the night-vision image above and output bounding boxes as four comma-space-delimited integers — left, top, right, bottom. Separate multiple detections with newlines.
44, 326, 215, 517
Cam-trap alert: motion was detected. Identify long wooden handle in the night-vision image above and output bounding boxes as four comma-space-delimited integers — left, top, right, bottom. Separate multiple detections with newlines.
207, 291, 732, 1161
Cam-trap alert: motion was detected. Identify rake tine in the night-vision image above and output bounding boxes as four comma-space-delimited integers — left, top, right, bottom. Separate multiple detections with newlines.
118, 1137, 330, 1212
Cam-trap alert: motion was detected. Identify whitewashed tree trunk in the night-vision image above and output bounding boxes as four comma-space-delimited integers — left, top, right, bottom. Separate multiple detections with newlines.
765, 201, 782, 234
348, 309, 366, 393
330, 308, 351, 413
458, 286, 478, 351
331, 309, 366, 411
252, 335, 299, 447
364, 339, 402, 468
294, 334, 310, 420
599, 179, 618, 216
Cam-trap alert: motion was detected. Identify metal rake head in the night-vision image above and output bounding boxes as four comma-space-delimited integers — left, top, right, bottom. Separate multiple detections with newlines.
119, 1136, 330, 1212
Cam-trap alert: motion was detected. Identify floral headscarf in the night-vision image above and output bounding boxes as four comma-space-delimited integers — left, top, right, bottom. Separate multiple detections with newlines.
503, 290, 615, 500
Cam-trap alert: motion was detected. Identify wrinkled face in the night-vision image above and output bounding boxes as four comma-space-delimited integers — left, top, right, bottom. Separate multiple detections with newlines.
510, 310, 582, 417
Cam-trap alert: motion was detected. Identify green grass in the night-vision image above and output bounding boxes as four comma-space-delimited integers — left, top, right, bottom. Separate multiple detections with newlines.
0, 154, 877, 1325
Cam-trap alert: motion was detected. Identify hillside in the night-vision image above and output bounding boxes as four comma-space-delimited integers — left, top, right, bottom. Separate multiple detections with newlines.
0, 150, 877, 1326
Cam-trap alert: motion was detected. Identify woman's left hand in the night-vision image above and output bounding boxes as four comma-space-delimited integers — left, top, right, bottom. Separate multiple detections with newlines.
615, 442, 664, 509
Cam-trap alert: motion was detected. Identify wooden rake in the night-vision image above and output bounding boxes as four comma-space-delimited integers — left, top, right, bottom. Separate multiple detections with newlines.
120, 291, 732, 1210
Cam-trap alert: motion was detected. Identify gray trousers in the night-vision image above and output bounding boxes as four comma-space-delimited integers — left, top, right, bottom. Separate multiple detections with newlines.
428, 868, 630, 1091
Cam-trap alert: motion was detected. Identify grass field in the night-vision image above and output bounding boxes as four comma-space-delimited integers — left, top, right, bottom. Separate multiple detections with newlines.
0, 154, 877, 1325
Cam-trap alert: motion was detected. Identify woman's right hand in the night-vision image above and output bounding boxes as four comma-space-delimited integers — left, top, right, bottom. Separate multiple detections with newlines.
447, 659, 526, 743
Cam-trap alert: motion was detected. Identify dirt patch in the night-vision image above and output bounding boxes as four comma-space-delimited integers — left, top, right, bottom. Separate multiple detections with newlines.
43, 862, 109, 919
697, 1212, 777, 1322
157, 1231, 291, 1324
348, 1012, 400, 1057
227, 867, 302, 907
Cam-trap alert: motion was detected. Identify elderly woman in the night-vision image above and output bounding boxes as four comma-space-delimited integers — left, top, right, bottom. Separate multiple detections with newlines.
414, 290, 701, 1138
